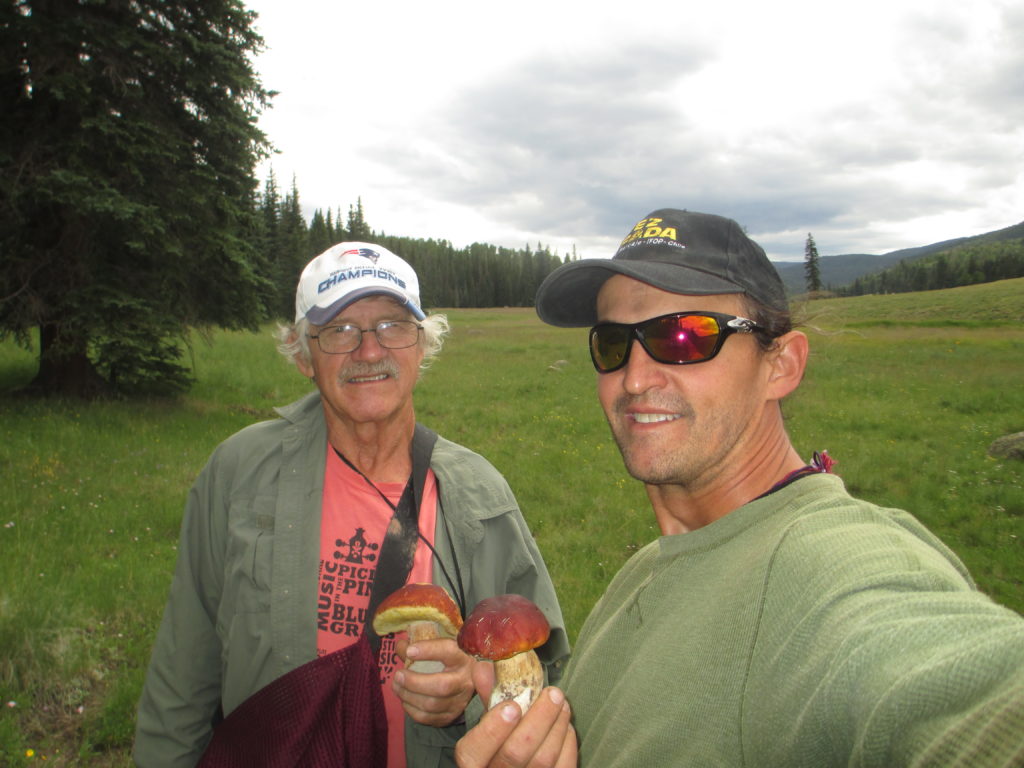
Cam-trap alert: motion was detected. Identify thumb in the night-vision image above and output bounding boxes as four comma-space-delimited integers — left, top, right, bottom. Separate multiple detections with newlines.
471, 659, 496, 708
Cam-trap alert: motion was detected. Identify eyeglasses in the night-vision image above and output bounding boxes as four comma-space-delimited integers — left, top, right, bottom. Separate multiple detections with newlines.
589, 312, 763, 373
308, 320, 423, 355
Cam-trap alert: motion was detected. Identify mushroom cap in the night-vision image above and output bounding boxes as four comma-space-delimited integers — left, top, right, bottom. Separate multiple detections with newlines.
457, 593, 551, 661
372, 583, 463, 638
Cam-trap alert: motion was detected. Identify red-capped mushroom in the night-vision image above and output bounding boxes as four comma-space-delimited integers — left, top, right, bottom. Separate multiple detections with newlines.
372, 583, 463, 673
457, 593, 550, 712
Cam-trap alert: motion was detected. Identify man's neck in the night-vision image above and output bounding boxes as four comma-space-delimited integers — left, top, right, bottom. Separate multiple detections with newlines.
647, 436, 805, 535
325, 413, 416, 484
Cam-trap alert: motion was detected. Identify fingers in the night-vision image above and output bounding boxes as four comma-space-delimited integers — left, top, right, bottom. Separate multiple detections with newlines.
456, 701, 522, 768
525, 693, 576, 768
394, 638, 476, 726
471, 658, 496, 704
455, 687, 576, 768
406, 637, 474, 670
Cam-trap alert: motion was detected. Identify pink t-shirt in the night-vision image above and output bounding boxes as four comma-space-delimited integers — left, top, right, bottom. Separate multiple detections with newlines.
317, 446, 438, 768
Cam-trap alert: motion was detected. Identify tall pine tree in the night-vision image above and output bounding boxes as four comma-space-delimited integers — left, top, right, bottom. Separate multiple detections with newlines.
1, 0, 273, 396
804, 233, 822, 294
347, 198, 372, 241
273, 178, 308, 318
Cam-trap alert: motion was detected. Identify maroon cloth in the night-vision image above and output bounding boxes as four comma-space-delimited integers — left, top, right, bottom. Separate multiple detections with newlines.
198, 634, 387, 768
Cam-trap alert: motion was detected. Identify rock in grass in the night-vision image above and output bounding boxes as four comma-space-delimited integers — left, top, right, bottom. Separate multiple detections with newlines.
988, 432, 1024, 460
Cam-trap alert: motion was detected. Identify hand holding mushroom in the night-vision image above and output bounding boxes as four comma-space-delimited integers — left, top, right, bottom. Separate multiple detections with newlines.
457, 594, 551, 713
372, 582, 463, 673
454, 685, 577, 768
372, 583, 476, 726
454, 595, 575, 767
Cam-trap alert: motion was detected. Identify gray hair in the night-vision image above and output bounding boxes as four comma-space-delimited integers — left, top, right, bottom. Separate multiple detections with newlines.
276, 311, 450, 372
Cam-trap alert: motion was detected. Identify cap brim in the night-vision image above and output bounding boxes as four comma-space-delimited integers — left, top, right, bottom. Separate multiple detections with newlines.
304, 287, 426, 325
535, 258, 744, 327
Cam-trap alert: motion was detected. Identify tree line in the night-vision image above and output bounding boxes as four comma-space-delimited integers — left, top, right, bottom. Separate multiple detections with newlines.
835, 240, 1024, 297
256, 173, 569, 320
801, 232, 1024, 298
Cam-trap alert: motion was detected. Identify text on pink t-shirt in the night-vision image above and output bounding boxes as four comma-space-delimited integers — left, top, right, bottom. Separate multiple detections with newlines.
317, 446, 439, 768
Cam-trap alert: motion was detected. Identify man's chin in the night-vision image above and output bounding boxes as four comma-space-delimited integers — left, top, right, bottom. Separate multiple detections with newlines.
620, 452, 680, 486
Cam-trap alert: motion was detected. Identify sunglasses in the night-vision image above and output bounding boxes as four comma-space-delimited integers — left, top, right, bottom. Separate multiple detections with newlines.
589, 312, 764, 373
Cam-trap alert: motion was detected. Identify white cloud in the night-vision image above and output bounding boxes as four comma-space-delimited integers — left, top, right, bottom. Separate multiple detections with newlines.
247, 0, 1024, 262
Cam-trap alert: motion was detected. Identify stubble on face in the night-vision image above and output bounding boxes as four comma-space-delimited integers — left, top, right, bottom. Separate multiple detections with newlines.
606, 390, 696, 485
608, 386, 760, 496
594, 276, 763, 494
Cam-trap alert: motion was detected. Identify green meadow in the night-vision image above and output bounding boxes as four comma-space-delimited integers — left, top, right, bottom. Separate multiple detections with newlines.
1, 278, 1022, 765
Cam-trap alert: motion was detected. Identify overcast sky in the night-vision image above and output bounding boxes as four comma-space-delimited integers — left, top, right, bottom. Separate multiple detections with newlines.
245, 0, 1023, 262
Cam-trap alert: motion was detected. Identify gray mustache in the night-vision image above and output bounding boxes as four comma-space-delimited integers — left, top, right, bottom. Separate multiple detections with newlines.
338, 360, 401, 382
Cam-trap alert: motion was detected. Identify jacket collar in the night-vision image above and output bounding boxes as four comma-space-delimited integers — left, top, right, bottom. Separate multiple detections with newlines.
275, 390, 323, 427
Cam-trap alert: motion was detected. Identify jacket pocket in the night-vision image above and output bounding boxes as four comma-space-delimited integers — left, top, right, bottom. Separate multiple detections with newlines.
224, 495, 276, 613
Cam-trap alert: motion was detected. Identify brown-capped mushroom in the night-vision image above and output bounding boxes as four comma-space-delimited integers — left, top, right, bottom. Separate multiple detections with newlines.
457, 593, 551, 712
372, 583, 463, 673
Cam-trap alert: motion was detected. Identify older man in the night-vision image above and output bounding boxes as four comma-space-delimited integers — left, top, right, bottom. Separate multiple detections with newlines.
456, 209, 1024, 767
135, 242, 568, 768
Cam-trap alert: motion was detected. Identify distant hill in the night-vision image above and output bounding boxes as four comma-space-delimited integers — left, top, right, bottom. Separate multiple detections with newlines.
772, 220, 1024, 295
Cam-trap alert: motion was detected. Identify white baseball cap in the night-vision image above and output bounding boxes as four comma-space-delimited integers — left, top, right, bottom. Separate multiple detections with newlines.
295, 242, 425, 325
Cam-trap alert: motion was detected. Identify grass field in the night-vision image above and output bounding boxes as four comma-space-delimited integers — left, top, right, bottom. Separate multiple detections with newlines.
1, 277, 1022, 765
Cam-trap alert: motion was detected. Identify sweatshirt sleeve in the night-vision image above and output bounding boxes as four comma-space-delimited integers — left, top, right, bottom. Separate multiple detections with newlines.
744, 507, 1024, 767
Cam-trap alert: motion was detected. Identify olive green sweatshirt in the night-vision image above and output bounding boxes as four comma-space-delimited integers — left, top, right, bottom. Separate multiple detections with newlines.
564, 473, 1024, 766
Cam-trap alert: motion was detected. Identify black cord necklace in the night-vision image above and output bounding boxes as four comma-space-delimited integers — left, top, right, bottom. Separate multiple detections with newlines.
332, 445, 467, 618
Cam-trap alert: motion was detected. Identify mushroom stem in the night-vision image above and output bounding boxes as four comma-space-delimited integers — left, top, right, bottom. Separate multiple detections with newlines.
372, 583, 463, 675
406, 620, 445, 673
489, 648, 544, 712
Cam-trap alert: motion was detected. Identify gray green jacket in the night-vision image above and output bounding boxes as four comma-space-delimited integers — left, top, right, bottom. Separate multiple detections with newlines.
133, 391, 569, 767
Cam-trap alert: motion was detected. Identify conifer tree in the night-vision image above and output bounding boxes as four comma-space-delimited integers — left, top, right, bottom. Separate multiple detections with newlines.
1, 0, 273, 396
334, 207, 347, 242
308, 210, 332, 259
274, 179, 308, 317
804, 233, 822, 294
347, 198, 372, 241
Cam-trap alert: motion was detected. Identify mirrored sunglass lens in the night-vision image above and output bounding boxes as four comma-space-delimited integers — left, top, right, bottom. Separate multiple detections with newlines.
643, 315, 722, 363
591, 326, 630, 371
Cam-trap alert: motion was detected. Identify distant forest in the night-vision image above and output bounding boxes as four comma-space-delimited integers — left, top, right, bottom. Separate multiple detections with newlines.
266, 173, 1024, 310
836, 238, 1024, 297
258, 174, 571, 318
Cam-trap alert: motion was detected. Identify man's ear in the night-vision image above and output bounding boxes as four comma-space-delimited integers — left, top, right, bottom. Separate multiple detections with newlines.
296, 353, 315, 380
766, 330, 808, 401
